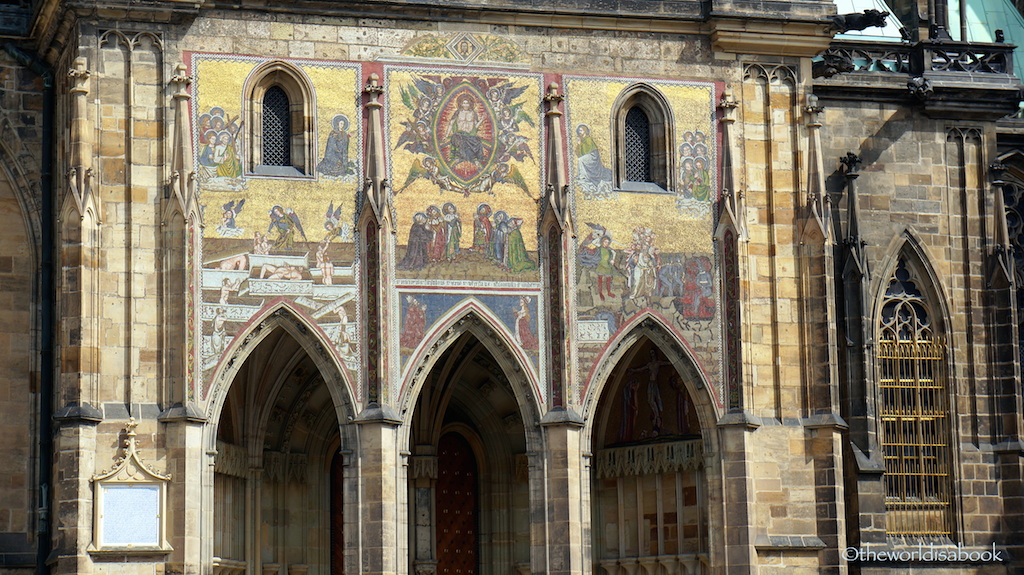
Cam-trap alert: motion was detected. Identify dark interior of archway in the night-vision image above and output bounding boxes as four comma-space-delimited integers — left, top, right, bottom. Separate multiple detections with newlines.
594, 338, 701, 450
410, 331, 525, 455
410, 331, 529, 575
214, 327, 346, 570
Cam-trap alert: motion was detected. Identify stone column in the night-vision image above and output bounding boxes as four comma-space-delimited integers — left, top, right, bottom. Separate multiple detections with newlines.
540, 412, 585, 575
356, 411, 402, 575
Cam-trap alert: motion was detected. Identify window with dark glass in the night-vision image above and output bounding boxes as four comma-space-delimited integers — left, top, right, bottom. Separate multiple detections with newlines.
262, 85, 291, 167
624, 106, 652, 182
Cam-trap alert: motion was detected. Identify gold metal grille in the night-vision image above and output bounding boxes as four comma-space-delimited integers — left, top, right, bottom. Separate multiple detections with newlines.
877, 258, 953, 538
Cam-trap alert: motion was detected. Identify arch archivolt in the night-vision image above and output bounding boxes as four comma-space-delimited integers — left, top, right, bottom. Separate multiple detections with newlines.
581, 312, 721, 448
871, 230, 952, 336
205, 300, 357, 451
397, 299, 543, 435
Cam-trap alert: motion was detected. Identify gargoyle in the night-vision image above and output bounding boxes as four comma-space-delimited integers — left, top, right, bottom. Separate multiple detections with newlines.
830, 9, 889, 33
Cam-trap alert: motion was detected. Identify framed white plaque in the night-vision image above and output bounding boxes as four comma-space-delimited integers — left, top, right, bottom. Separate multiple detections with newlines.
97, 483, 162, 547
90, 418, 171, 554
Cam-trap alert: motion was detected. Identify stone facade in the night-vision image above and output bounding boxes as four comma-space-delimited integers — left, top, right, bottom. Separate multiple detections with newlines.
1, 0, 1023, 574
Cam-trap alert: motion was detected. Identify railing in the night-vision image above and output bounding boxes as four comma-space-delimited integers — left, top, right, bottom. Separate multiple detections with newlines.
817, 40, 1015, 77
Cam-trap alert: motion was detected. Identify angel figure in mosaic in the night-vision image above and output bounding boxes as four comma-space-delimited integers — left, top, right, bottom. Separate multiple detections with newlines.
267, 205, 307, 251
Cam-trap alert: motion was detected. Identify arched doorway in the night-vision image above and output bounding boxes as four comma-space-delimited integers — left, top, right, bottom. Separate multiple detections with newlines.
211, 322, 354, 575
590, 338, 708, 575
407, 330, 534, 575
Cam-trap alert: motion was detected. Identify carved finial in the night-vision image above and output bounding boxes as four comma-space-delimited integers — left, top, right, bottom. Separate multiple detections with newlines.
840, 152, 861, 175
718, 92, 738, 124
170, 63, 192, 95
544, 82, 564, 104
365, 73, 384, 101
804, 93, 824, 117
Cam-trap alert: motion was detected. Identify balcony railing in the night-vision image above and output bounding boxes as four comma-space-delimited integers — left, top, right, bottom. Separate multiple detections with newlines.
817, 39, 1014, 77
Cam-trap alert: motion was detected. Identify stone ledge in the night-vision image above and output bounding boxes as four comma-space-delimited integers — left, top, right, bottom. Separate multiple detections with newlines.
753, 534, 827, 550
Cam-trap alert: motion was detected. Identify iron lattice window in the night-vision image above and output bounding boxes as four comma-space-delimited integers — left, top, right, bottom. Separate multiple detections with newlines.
878, 260, 953, 538
262, 86, 291, 166
623, 106, 652, 182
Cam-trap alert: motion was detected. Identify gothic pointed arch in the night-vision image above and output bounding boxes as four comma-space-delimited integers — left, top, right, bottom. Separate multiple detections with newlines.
398, 302, 543, 430
402, 306, 543, 575
582, 313, 720, 435
243, 59, 317, 176
870, 236, 957, 538
584, 315, 720, 574
611, 83, 676, 192
206, 301, 358, 575
206, 301, 357, 431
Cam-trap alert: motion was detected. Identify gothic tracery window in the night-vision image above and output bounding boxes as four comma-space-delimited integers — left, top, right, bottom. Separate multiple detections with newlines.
877, 258, 953, 538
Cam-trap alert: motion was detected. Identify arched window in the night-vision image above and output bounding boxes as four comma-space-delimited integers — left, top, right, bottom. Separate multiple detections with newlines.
624, 106, 652, 182
261, 86, 292, 167
244, 60, 315, 177
613, 84, 674, 192
877, 257, 953, 537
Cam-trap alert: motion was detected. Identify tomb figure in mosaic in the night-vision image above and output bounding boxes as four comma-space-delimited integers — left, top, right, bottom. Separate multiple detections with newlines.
252, 232, 272, 255
574, 124, 613, 199
316, 238, 334, 285
260, 264, 304, 280
318, 114, 356, 178
398, 212, 432, 270
217, 199, 245, 238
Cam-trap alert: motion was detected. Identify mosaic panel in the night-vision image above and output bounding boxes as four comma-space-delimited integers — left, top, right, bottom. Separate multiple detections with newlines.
386, 67, 544, 282
397, 291, 540, 371
400, 32, 528, 64
564, 76, 722, 405
192, 54, 362, 397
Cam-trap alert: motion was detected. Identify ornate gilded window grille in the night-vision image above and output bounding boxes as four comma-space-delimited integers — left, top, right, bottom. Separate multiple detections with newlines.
262, 85, 291, 167
878, 260, 953, 537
